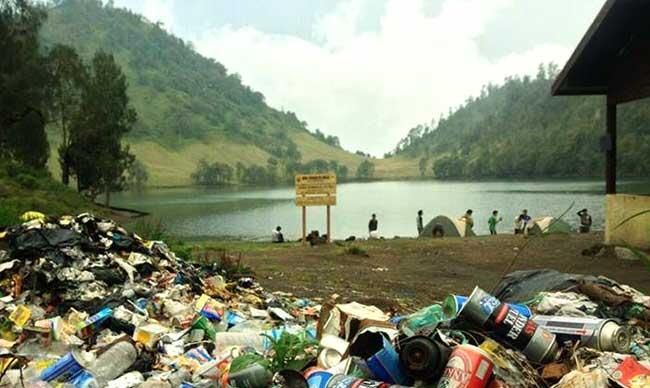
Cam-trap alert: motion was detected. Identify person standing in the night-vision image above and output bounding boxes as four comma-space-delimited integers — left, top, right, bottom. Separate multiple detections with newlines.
368, 213, 379, 238
577, 208, 592, 233
516, 209, 532, 235
416, 210, 424, 236
460, 209, 474, 231
488, 210, 502, 235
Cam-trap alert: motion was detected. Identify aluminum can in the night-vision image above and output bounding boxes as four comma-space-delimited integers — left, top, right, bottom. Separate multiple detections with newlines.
436, 344, 494, 388
458, 287, 558, 363
487, 303, 558, 363
532, 315, 630, 353
457, 287, 501, 326
325, 374, 411, 388
40, 351, 85, 382
305, 370, 333, 388
443, 295, 531, 319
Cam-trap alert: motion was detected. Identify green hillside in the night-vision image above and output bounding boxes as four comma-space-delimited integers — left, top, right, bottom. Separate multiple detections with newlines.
392, 64, 650, 179
41, 0, 399, 186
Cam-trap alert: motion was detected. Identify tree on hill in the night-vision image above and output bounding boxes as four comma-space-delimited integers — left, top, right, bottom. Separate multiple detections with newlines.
47, 44, 87, 184
394, 63, 650, 178
39, 0, 359, 185
356, 160, 375, 179
0, 0, 50, 169
69, 51, 136, 205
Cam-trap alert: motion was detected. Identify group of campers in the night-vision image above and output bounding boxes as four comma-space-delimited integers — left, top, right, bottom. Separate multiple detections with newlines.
272, 208, 593, 242
408, 208, 591, 238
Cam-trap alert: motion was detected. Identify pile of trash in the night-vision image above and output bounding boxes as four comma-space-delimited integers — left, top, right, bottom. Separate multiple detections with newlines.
0, 213, 648, 387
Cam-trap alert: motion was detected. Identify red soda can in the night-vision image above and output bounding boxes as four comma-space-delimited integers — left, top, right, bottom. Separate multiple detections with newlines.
437, 345, 494, 388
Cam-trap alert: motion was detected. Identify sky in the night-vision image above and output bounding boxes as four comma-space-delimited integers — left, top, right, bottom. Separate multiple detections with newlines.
113, 0, 605, 156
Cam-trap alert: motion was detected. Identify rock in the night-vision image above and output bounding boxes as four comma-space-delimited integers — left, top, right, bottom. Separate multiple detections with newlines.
615, 247, 639, 261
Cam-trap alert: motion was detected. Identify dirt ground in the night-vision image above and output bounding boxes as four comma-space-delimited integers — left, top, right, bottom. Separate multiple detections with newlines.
199, 233, 649, 313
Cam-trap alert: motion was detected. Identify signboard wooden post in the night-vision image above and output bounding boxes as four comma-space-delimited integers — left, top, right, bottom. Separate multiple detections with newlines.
295, 173, 337, 244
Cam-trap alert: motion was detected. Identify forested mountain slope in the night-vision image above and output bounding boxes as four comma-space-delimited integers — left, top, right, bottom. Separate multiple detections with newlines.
393, 65, 650, 179
41, 0, 378, 186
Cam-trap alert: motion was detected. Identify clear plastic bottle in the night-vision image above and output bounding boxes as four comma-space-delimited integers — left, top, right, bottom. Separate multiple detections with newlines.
86, 340, 138, 383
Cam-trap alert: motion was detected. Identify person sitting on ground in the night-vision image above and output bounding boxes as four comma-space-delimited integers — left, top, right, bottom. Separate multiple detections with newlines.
460, 209, 474, 231
368, 213, 379, 239
516, 209, 532, 235
577, 208, 592, 233
488, 210, 502, 235
272, 226, 284, 243
416, 210, 424, 236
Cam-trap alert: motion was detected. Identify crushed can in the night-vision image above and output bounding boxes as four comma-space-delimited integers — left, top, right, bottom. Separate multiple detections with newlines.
443, 295, 531, 319
458, 287, 558, 363
532, 315, 631, 353
39, 350, 92, 382
437, 344, 494, 388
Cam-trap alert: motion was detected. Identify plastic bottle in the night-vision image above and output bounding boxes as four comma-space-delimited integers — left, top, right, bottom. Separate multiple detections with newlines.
213, 332, 265, 352
87, 340, 138, 383
398, 304, 446, 336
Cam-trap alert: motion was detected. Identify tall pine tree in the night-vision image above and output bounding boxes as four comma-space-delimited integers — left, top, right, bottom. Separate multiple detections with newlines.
47, 44, 87, 185
69, 51, 136, 205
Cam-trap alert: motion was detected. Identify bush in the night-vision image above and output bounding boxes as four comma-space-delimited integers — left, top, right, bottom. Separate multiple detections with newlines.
0, 206, 21, 227
132, 217, 167, 240
15, 173, 38, 189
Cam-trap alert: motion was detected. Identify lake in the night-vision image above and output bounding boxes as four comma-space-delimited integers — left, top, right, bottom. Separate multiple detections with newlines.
113, 180, 650, 241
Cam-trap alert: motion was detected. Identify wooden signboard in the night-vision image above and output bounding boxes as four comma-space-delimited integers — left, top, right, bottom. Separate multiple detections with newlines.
295, 173, 337, 244
295, 196, 336, 206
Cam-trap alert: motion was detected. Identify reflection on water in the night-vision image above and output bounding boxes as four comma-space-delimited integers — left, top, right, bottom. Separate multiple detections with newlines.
113, 180, 650, 241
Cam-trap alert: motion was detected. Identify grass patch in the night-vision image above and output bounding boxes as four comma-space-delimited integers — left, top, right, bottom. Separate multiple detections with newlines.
0, 160, 103, 227
131, 217, 167, 240
342, 245, 369, 257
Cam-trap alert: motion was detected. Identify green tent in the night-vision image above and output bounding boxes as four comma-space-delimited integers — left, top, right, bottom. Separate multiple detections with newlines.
529, 217, 573, 235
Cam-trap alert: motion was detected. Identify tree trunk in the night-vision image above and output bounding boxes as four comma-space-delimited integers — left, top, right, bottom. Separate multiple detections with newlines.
62, 162, 69, 185
105, 185, 110, 207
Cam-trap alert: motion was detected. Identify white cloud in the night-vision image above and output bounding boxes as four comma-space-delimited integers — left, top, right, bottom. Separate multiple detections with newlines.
191, 0, 571, 155
140, 0, 175, 31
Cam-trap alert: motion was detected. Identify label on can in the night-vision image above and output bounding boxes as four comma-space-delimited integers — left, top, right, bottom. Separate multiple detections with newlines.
490, 305, 537, 350
478, 296, 500, 316
532, 315, 600, 336
437, 345, 493, 388
327, 374, 359, 388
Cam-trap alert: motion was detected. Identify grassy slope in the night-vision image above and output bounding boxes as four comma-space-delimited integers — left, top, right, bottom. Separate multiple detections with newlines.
48, 130, 418, 186
0, 163, 103, 226
41, 1, 419, 186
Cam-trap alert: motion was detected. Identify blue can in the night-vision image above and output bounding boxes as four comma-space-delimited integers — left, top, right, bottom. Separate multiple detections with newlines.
307, 371, 333, 388
40, 352, 84, 382
366, 337, 413, 385
444, 294, 531, 319
69, 370, 97, 388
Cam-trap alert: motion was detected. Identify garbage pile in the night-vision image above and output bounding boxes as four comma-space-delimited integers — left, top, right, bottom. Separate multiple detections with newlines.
0, 214, 648, 387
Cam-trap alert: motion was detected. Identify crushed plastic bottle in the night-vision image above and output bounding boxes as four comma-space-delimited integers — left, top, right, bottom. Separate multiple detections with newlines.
86, 340, 138, 383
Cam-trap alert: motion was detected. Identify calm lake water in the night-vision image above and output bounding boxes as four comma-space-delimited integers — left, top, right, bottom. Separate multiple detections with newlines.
113, 180, 650, 241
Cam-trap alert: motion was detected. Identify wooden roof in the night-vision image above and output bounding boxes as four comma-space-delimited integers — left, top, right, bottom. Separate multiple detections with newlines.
552, 0, 650, 96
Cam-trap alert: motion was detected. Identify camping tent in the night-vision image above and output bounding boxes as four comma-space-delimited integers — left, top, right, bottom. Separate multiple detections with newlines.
419, 215, 476, 238
529, 217, 573, 235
